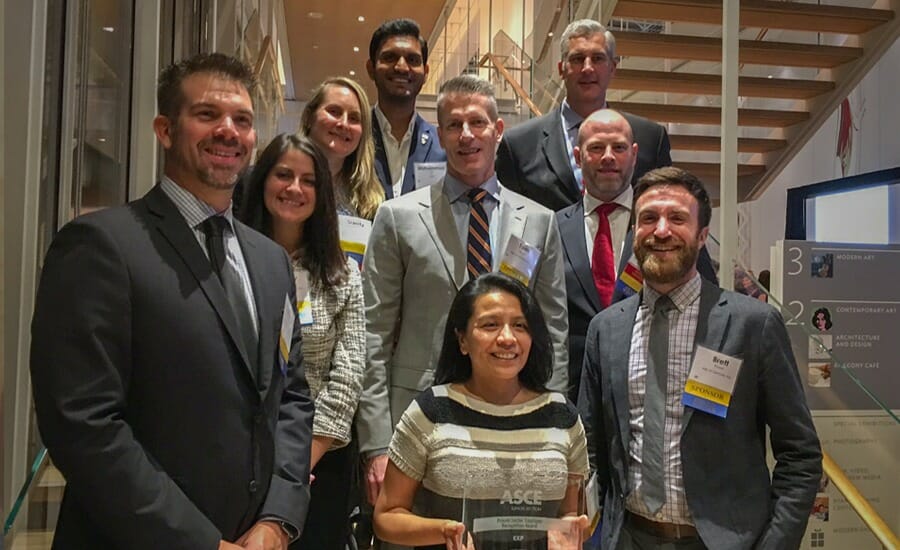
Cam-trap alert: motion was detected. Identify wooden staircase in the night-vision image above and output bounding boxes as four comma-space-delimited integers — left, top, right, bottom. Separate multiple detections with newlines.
603, 0, 900, 201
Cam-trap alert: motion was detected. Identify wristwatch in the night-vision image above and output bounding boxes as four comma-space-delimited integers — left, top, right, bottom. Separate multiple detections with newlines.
271, 519, 300, 544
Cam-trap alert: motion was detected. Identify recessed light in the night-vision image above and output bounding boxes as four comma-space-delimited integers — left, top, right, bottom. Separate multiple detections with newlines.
767, 74, 773, 79
547, 32, 553, 37
312, 44, 319, 49
349, 70, 356, 76
358, 16, 365, 22
98, 137, 107, 142
307, 11, 323, 19
353, 46, 360, 52
102, 26, 115, 32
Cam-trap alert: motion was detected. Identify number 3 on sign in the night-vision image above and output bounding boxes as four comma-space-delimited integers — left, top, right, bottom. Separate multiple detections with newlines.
787, 247, 803, 276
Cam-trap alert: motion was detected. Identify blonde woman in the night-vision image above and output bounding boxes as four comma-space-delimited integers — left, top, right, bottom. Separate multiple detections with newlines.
301, 77, 384, 220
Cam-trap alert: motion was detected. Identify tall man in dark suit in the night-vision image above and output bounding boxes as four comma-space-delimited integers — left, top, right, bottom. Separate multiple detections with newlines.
30, 53, 314, 550
560, 109, 718, 401
578, 167, 821, 549
496, 19, 671, 212
367, 18, 446, 199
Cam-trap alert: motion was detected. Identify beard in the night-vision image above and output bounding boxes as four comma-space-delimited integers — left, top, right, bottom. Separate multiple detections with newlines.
634, 235, 701, 286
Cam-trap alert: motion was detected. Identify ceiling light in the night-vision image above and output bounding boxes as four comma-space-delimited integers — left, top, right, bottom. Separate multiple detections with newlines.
307, 11, 323, 19
102, 26, 115, 32
349, 70, 356, 76
547, 32, 553, 37
353, 46, 360, 52
767, 74, 773, 79
312, 44, 319, 49
358, 16, 365, 22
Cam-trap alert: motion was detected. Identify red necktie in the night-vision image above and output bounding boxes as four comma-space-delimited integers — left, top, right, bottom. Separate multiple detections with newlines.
591, 203, 618, 308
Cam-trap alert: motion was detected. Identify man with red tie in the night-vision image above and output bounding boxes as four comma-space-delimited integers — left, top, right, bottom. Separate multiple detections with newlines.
557, 109, 715, 401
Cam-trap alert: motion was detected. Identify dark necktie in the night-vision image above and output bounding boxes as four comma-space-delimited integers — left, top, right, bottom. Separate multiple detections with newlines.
201, 216, 258, 370
466, 188, 492, 280
591, 203, 618, 308
642, 295, 675, 514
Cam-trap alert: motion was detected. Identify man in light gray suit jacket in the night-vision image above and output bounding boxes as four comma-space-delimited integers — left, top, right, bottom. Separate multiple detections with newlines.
358, 75, 569, 513
578, 167, 821, 550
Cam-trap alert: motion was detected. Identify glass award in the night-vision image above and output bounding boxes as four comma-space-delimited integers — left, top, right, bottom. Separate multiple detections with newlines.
460, 470, 586, 550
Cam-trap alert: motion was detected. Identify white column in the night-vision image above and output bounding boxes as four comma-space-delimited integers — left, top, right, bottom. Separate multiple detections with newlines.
719, 0, 739, 290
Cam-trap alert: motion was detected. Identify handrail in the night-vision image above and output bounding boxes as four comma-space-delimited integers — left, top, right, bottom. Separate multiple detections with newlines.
478, 53, 542, 117
822, 451, 900, 550
3, 446, 49, 536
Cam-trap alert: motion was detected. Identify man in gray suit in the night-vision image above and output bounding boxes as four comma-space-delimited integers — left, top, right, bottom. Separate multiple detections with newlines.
358, 75, 569, 511
578, 167, 821, 549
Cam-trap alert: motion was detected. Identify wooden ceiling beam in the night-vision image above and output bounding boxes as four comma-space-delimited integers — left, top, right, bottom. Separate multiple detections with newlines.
613, 0, 893, 34
615, 31, 863, 68
610, 68, 834, 99
669, 134, 786, 154
609, 101, 809, 127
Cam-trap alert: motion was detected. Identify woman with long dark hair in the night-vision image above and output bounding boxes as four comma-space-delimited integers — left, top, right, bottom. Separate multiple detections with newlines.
239, 133, 364, 549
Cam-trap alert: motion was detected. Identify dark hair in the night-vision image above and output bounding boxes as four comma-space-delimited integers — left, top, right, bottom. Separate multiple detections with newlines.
633, 166, 712, 229
434, 273, 552, 392
237, 134, 347, 287
811, 308, 833, 330
369, 18, 429, 65
157, 53, 257, 120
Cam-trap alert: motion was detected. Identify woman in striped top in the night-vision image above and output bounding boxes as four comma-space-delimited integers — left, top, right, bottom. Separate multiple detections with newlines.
373, 273, 589, 549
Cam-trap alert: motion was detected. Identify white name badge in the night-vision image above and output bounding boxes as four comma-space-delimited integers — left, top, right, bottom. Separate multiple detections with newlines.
682, 346, 742, 418
499, 235, 541, 286
278, 294, 293, 376
585, 471, 601, 532
295, 270, 314, 326
338, 215, 372, 270
413, 161, 446, 189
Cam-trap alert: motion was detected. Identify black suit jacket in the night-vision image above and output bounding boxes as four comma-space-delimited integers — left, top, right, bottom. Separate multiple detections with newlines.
372, 111, 446, 199
496, 106, 672, 211
557, 201, 718, 401
30, 184, 314, 550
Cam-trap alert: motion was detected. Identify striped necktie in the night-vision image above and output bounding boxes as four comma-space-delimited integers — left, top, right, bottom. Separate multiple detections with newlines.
466, 188, 492, 280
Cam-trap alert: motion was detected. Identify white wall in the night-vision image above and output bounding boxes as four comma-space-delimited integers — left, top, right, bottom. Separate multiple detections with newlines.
747, 37, 900, 272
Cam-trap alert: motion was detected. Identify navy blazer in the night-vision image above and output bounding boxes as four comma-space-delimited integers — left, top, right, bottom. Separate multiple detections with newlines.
372, 111, 446, 199
578, 280, 821, 550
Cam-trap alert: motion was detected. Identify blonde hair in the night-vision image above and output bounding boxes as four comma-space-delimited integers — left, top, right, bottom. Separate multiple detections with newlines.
301, 77, 384, 220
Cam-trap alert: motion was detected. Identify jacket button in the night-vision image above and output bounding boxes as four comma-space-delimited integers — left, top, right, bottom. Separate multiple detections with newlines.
249, 480, 259, 493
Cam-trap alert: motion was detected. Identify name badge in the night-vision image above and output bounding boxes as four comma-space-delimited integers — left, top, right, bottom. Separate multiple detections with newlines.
295, 270, 314, 326
413, 162, 446, 189
585, 471, 601, 532
278, 294, 293, 376
499, 235, 541, 286
682, 346, 742, 418
338, 215, 372, 270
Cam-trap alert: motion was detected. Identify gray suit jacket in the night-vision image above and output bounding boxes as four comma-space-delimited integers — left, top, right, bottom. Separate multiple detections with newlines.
578, 280, 821, 550
357, 180, 569, 454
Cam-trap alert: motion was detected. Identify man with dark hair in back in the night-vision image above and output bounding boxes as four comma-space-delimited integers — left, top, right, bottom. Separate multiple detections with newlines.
30, 53, 313, 550
367, 18, 446, 199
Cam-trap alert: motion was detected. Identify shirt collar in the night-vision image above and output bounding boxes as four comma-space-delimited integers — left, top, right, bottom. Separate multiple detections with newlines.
642, 272, 702, 313
560, 99, 584, 132
159, 175, 235, 230
583, 184, 633, 218
443, 172, 501, 204
374, 105, 417, 144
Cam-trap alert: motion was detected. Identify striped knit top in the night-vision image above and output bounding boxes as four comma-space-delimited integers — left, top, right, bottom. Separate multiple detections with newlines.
388, 384, 589, 547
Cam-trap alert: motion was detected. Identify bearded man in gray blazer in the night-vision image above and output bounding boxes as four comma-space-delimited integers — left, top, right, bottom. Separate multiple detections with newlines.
578, 167, 821, 549
357, 75, 569, 512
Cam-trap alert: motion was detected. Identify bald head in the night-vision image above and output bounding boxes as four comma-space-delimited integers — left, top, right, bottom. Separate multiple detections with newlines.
574, 109, 638, 201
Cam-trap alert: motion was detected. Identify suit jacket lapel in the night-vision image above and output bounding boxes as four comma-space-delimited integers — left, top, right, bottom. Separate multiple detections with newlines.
371, 112, 393, 199
420, 181, 467, 290
610, 297, 640, 461
495, 188, 527, 275
234, 223, 271, 394
682, 280, 729, 430
401, 115, 435, 195
560, 202, 601, 312
542, 107, 580, 203
144, 185, 258, 387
